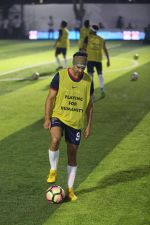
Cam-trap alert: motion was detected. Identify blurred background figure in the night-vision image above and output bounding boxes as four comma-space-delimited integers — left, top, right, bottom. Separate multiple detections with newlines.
2, 18, 9, 39
74, 18, 81, 40
48, 16, 54, 39
98, 22, 105, 29
12, 15, 21, 39
116, 16, 124, 29
126, 22, 133, 30
54, 20, 69, 70
79, 19, 90, 51
143, 24, 150, 45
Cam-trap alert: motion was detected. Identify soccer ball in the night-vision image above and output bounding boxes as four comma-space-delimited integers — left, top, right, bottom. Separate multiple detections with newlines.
131, 72, 139, 81
133, 54, 139, 60
32, 72, 40, 80
46, 185, 65, 204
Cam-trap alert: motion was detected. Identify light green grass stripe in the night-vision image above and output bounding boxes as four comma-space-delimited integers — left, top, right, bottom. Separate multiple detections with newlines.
0, 46, 76, 76
43, 113, 150, 225
0, 79, 48, 140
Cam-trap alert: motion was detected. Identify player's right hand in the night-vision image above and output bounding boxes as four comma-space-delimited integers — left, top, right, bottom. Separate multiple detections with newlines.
43, 119, 51, 130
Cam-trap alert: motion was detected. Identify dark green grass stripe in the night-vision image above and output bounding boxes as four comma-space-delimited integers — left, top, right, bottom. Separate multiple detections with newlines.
0, 62, 150, 225
0, 44, 55, 60
0, 40, 77, 60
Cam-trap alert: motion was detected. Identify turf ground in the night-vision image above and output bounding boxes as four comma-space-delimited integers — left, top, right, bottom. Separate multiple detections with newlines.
0, 40, 150, 225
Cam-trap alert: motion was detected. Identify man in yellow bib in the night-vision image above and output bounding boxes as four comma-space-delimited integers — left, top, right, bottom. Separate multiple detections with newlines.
44, 51, 93, 201
79, 20, 90, 51
55, 20, 69, 70
83, 24, 110, 98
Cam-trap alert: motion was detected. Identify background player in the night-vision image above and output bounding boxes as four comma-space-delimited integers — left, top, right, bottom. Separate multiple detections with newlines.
54, 20, 69, 70
78, 20, 90, 51
83, 24, 110, 98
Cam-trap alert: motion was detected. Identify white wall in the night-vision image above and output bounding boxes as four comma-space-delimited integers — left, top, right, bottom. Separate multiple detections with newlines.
23, 4, 150, 32
24, 4, 76, 32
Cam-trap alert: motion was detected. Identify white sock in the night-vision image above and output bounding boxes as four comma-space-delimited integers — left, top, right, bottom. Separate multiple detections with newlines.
98, 74, 104, 92
56, 56, 61, 67
67, 165, 77, 189
64, 57, 67, 68
48, 149, 59, 170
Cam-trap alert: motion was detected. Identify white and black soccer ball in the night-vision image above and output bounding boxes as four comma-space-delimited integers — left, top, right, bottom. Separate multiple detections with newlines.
131, 72, 139, 81
32, 72, 40, 80
46, 185, 65, 204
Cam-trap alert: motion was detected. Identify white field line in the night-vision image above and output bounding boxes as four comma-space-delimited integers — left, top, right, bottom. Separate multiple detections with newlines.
0, 59, 65, 77
0, 44, 121, 77
105, 58, 139, 73
0, 58, 138, 82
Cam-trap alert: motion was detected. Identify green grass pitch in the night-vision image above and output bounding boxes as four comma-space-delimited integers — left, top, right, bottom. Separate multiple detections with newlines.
0, 40, 150, 225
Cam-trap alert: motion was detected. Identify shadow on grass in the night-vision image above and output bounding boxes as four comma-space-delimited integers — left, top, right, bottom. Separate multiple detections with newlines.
0, 62, 150, 225
77, 165, 150, 195
0, 70, 54, 96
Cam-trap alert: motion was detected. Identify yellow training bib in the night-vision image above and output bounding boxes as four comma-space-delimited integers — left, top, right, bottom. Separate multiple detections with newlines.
52, 69, 92, 129
87, 34, 104, 62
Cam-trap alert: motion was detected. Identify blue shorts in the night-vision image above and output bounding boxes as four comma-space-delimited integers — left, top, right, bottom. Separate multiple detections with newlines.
87, 61, 102, 74
51, 117, 81, 145
55, 48, 67, 56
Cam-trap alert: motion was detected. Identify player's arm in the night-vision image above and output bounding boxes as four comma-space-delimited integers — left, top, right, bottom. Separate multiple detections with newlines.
54, 29, 62, 47
83, 80, 94, 138
43, 88, 57, 129
43, 73, 59, 129
83, 97, 93, 139
103, 41, 110, 67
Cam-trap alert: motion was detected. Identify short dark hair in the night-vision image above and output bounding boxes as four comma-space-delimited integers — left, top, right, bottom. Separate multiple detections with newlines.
61, 20, 67, 28
73, 51, 87, 58
84, 20, 90, 27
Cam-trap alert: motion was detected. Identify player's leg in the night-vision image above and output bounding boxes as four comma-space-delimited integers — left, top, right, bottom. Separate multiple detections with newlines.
65, 126, 81, 201
55, 48, 63, 70
66, 143, 79, 201
87, 61, 95, 100
62, 48, 67, 68
96, 62, 105, 98
47, 118, 63, 183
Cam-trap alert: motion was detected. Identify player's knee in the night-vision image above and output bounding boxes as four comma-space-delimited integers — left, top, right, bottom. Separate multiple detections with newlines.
51, 137, 61, 148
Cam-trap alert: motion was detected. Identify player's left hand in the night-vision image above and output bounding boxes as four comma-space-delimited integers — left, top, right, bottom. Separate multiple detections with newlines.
83, 127, 91, 139
107, 60, 110, 67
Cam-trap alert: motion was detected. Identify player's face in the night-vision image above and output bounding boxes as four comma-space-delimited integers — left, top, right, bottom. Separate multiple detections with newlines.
73, 65, 85, 76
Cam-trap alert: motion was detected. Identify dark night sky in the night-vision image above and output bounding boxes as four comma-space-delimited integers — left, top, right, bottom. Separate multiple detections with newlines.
0, 0, 150, 6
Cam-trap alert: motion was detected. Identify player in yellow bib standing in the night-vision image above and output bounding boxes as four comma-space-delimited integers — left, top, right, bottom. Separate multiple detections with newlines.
43, 51, 94, 201
55, 20, 69, 70
78, 20, 90, 51
83, 25, 110, 98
